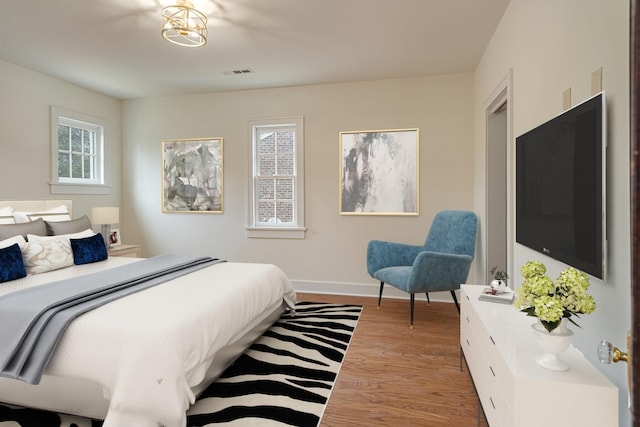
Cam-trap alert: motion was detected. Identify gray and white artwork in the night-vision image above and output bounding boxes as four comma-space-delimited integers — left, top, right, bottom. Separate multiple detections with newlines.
340, 129, 418, 215
162, 138, 223, 213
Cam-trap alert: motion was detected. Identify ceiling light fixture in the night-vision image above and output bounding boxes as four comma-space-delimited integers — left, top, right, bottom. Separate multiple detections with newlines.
161, 0, 207, 47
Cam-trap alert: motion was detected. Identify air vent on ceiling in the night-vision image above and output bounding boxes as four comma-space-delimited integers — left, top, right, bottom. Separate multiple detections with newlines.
223, 69, 254, 76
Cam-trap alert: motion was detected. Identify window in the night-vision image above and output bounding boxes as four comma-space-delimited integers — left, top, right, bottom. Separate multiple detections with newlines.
248, 116, 305, 239
50, 107, 109, 194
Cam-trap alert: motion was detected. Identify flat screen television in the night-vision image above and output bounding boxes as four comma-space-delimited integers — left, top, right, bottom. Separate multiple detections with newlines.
515, 92, 606, 279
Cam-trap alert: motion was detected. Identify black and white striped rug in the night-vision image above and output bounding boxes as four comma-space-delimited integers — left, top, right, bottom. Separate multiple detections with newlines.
0, 302, 362, 427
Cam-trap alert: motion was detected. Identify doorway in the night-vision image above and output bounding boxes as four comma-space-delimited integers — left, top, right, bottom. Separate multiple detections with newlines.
485, 72, 513, 284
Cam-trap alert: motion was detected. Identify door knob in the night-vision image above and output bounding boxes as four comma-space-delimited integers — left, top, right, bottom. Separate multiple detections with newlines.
598, 332, 632, 410
598, 340, 629, 364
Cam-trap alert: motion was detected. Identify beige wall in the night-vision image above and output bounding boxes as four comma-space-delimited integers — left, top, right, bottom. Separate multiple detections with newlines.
0, 59, 122, 218
0, 0, 631, 421
474, 0, 630, 423
122, 73, 476, 296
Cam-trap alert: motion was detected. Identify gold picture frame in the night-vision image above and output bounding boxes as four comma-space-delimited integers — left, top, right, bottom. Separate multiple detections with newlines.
162, 137, 223, 213
339, 128, 419, 215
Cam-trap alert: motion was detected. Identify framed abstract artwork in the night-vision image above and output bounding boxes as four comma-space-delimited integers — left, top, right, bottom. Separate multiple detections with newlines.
339, 128, 418, 215
162, 137, 224, 213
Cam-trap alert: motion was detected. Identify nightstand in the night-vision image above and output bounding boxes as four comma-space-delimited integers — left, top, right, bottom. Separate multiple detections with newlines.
108, 244, 141, 258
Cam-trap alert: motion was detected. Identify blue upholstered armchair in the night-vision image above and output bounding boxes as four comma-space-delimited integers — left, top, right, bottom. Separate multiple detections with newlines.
366, 210, 477, 328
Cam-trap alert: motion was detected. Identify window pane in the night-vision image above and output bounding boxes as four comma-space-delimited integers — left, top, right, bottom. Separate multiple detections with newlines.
58, 152, 70, 178
258, 200, 275, 223
259, 131, 275, 154
276, 131, 294, 153
83, 130, 94, 154
276, 178, 293, 200
58, 125, 70, 151
276, 200, 294, 223
71, 154, 83, 178
277, 153, 294, 175
84, 156, 92, 179
258, 178, 275, 200
71, 127, 82, 152
259, 155, 276, 176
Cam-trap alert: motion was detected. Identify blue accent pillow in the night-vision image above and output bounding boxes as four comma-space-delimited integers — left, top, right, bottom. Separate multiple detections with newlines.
0, 243, 27, 283
70, 233, 108, 265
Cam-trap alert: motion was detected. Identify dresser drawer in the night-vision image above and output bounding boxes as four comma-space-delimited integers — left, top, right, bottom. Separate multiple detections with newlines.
483, 360, 514, 426
481, 332, 515, 412
462, 298, 505, 425
462, 289, 515, 402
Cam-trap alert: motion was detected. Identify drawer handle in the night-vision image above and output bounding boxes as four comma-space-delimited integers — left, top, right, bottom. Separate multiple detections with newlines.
465, 294, 470, 300
466, 338, 470, 346
490, 397, 496, 410
490, 336, 496, 345
490, 366, 495, 377
466, 316, 470, 323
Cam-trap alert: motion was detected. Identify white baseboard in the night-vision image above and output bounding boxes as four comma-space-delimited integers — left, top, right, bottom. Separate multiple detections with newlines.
290, 279, 458, 304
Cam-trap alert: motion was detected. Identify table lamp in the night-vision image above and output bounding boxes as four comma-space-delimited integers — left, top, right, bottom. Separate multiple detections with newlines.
91, 207, 120, 248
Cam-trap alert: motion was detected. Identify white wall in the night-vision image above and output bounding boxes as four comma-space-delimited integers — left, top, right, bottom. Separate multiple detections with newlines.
474, 0, 630, 424
0, 59, 122, 218
122, 74, 476, 294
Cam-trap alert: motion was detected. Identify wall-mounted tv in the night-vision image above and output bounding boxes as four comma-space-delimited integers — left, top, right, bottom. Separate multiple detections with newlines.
516, 92, 606, 279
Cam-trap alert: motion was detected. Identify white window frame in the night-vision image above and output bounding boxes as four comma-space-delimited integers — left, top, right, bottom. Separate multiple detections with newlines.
247, 116, 306, 239
50, 107, 110, 195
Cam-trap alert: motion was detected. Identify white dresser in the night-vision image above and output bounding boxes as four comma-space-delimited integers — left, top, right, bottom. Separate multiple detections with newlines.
460, 284, 618, 426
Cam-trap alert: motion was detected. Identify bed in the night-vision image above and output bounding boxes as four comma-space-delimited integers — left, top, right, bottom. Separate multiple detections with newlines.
0, 200, 297, 427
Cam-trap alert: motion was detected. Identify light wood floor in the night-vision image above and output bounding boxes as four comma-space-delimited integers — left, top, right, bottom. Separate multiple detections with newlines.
296, 293, 481, 427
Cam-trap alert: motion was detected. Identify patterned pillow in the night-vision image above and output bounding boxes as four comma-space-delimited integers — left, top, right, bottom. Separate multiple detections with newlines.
0, 243, 27, 283
70, 233, 108, 265
22, 238, 74, 274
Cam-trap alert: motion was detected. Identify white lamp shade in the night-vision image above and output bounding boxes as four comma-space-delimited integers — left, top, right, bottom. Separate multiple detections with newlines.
91, 207, 120, 225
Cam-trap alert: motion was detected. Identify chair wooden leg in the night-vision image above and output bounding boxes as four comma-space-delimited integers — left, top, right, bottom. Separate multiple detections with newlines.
450, 290, 460, 313
410, 293, 415, 329
377, 281, 384, 309
425, 292, 430, 304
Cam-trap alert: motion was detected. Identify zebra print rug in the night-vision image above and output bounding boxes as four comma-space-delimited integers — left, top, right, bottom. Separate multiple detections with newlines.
0, 302, 362, 427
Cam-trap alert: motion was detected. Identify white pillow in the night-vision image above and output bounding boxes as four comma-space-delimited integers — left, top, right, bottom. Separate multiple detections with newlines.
0, 207, 14, 225
22, 239, 74, 274
0, 235, 26, 250
14, 205, 70, 224
27, 229, 95, 242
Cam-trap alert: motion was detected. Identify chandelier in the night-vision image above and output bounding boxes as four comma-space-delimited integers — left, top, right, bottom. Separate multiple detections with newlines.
161, 0, 208, 47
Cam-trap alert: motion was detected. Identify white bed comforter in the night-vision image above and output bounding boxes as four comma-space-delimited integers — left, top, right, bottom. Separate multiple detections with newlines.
0, 257, 296, 427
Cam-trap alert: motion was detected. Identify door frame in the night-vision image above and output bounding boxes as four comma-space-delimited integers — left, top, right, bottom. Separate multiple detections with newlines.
484, 70, 514, 284
630, 0, 639, 419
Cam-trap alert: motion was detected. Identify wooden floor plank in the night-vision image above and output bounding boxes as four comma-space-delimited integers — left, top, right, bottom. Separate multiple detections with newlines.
297, 293, 480, 427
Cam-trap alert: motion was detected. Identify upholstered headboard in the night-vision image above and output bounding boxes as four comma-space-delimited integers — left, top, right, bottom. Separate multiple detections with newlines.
0, 200, 73, 223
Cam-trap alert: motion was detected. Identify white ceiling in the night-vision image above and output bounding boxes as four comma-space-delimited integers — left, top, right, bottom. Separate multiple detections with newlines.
0, 0, 510, 100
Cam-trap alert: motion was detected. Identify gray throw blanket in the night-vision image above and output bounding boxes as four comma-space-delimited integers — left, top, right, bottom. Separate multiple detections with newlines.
0, 254, 224, 384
